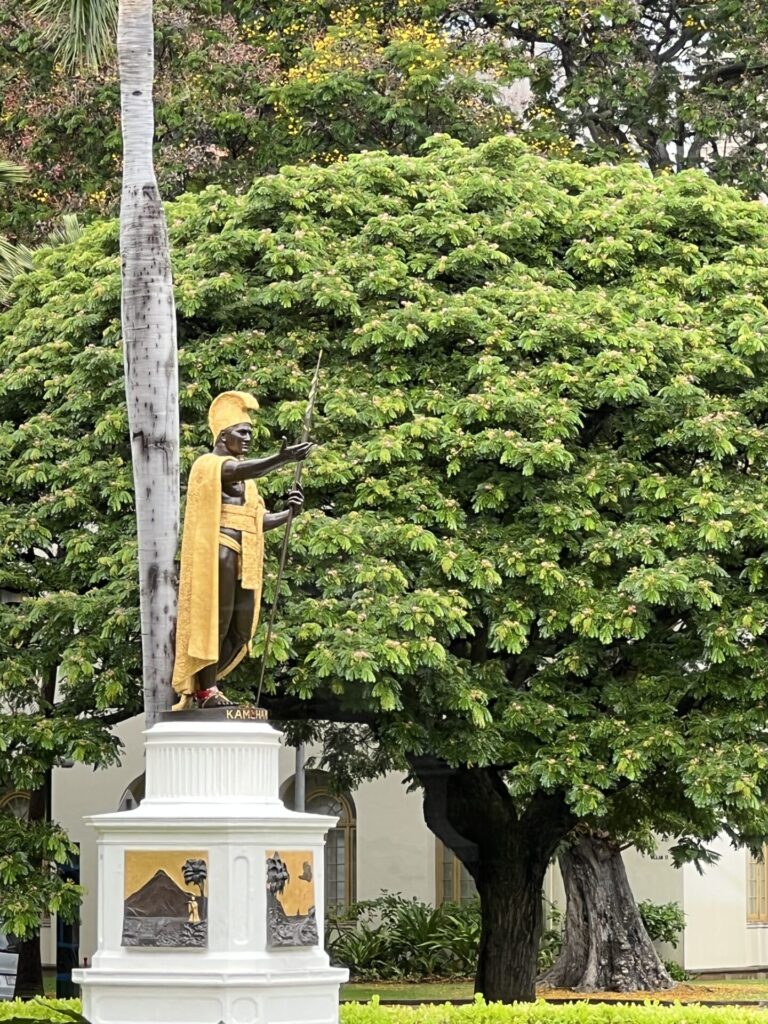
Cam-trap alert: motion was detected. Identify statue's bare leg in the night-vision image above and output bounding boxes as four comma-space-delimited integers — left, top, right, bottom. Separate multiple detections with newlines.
218, 581, 255, 675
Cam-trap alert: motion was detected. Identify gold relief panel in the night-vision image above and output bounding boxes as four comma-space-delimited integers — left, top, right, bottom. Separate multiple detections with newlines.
122, 850, 209, 948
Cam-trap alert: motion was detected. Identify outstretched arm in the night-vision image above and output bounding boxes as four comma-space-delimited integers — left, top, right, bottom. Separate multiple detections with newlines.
222, 439, 314, 483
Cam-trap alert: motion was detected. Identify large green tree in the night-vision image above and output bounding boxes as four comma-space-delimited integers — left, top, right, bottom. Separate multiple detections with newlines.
5, 139, 768, 999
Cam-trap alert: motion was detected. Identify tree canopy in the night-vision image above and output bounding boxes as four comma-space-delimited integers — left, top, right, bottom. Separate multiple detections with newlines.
3, 0, 768, 253
476, 0, 768, 195
0, 0, 515, 242
4, 137, 768, 994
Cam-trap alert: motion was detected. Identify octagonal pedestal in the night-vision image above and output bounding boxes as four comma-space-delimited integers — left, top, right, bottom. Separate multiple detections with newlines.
72, 717, 348, 1024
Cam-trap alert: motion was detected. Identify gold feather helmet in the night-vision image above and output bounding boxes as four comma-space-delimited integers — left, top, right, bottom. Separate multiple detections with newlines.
208, 391, 259, 441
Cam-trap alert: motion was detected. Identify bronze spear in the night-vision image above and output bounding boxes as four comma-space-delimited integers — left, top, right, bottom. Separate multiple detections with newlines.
256, 351, 322, 706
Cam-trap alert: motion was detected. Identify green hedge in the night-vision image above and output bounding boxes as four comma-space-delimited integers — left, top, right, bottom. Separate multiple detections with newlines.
0, 1001, 83, 1022
2, 999, 766, 1024
342, 1001, 766, 1024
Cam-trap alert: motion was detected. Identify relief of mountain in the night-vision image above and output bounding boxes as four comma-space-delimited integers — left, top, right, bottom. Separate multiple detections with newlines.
124, 869, 190, 918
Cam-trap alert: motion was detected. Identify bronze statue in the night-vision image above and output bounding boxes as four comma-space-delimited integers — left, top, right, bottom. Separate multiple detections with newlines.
171, 391, 312, 710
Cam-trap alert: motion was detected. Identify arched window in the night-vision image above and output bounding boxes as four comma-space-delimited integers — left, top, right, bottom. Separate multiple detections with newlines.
282, 771, 357, 912
0, 790, 30, 820
117, 774, 145, 811
436, 840, 476, 905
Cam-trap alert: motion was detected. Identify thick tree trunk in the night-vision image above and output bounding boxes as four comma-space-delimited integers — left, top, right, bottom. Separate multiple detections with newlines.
409, 756, 575, 1003
118, 0, 179, 728
13, 934, 43, 1001
13, 780, 47, 999
540, 832, 674, 992
474, 840, 548, 1001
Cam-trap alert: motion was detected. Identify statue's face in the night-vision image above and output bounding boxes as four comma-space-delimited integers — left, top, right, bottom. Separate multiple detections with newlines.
220, 423, 252, 457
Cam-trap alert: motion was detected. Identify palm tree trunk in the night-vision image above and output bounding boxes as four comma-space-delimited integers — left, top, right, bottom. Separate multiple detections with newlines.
118, 0, 179, 727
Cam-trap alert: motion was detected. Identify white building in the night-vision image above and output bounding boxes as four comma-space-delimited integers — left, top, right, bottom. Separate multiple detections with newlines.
3, 713, 766, 977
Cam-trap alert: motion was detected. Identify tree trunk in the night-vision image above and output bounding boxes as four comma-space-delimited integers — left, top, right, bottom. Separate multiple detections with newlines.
13, 780, 48, 999
540, 832, 674, 992
118, 0, 179, 728
473, 837, 549, 1002
409, 756, 575, 1003
13, 934, 43, 1001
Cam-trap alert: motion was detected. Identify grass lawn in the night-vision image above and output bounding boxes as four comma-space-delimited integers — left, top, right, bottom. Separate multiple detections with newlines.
342, 982, 475, 1002
341, 979, 768, 1004
37, 972, 768, 1005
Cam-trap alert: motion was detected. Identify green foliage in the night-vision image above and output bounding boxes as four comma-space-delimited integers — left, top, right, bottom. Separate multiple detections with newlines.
328, 893, 480, 979
9, 1002, 768, 1024
638, 901, 685, 949
341, 1001, 768, 1024
5, 1000, 768, 1023
4, 0, 768, 252
30, 0, 117, 72
329, 893, 561, 980
5, 137, 768, 913
0, 1001, 85, 1023
0, 161, 31, 303
0, 1, 516, 243
0, 815, 82, 938
663, 959, 689, 982
537, 904, 563, 974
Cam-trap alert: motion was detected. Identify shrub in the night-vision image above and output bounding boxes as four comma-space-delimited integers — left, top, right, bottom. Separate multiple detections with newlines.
638, 901, 686, 948
0, 1001, 85, 1022
329, 892, 566, 980
537, 904, 563, 974
427, 901, 482, 978
327, 893, 480, 980
6, 994, 767, 1023
341, 1001, 768, 1024
663, 959, 689, 982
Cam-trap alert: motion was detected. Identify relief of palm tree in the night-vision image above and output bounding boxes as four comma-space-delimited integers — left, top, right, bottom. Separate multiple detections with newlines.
181, 858, 207, 902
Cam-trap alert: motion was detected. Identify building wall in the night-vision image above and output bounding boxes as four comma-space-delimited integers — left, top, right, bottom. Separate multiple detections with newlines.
683, 837, 768, 971
353, 774, 434, 905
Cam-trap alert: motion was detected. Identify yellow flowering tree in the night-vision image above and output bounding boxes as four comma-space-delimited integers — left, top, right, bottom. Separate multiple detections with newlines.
1, 0, 519, 242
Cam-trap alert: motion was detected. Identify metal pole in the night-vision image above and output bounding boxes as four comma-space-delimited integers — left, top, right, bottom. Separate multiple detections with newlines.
294, 743, 306, 812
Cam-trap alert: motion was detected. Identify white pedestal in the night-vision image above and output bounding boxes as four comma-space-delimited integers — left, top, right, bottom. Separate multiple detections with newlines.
73, 718, 348, 1024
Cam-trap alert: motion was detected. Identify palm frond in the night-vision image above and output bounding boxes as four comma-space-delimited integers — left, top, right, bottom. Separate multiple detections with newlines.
0, 160, 29, 188
0, 236, 33, 278
45, 212, 85, 247
0, 235, 33, 305
30, 0, 117, 71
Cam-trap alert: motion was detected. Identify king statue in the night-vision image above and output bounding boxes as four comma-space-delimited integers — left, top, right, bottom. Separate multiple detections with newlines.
171, 391, 313, 711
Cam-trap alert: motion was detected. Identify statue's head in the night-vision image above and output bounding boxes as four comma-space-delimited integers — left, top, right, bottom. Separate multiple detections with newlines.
208, 391, 259, 457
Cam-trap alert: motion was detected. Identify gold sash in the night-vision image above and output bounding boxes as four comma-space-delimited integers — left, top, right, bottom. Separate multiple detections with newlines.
220, 503, 262, 589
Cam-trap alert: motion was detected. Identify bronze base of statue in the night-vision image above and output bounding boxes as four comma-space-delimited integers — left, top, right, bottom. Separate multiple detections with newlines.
171, 687, 239, 712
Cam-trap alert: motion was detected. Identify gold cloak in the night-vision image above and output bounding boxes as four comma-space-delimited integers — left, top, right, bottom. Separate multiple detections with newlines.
171, 454, 265, 697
